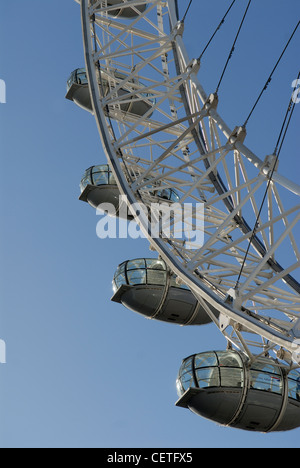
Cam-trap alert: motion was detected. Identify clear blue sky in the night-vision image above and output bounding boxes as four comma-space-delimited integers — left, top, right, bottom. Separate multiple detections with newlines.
0, 0, 299, 448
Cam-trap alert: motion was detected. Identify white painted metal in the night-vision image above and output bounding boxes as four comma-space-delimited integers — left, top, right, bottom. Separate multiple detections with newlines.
78, 0, 300, 368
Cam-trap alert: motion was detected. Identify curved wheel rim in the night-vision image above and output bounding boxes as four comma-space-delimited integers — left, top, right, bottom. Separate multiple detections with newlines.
79, 0, 300, 365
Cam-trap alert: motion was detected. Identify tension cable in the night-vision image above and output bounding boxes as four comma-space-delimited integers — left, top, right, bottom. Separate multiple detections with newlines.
198, 0, 237, 61
274, 70, 300, 157
182, 0, 193, 23
244, 20, 300, 127
235, 76, 299, 290
216, 0, 252, 93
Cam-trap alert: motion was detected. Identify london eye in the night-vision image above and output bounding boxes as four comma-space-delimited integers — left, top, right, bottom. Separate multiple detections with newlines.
66, 0, 300, 432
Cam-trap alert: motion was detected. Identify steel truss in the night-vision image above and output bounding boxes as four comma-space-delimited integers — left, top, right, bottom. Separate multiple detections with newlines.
78, 0, 300, 368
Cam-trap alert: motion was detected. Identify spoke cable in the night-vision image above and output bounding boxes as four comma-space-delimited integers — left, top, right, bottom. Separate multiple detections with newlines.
198, 0, 237, 61
182, 0, 193, 23
235, 77, 300, 290
274, 70, 300, 157
244, 21, 300, 127
216, 0, 252, 93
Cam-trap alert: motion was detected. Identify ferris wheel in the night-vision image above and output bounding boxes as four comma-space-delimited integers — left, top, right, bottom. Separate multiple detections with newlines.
68, 0, 300, 432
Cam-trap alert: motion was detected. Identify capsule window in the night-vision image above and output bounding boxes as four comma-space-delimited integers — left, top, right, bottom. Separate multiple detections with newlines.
145, 259, 165, 270
114, 272, 127, 290
80, 174, 92, 192
127, 259, 146, 270
195, 367, 220, 388
216, 351, 243, 368
113, 263, 127, 290
109, 171, 116, 185
194, 352, 218, 369
180, 371, 195, 392
67, 68, 88, 90
147, 269, 166, 286
117, 262, 126, 276
157, 188, 171, 200
67, 71, 76, 90
80, 165, 115, 192
113, 258, 191, 291
148, 187, 180, 202
92, 170, 109, 186
90, 165, 115, 186
178, 357, 195, 394
249, 361, 283, 395
76, 69, 88, 85
194, 353, 219, 389
170, 189, 180, 203
219, 367, 243, 388
287, 370, 300, 401
251, 360, 281, 375
127, 269, 146, 285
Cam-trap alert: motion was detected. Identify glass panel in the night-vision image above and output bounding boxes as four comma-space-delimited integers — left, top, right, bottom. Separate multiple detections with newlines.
250, 370, 282, 394
127, 269, 146, 285
217, 351, 243, 368
109, 171, 116, 185
76, 69, 88, 85
179, 357, 193, 377
157, 188, 171, 200
194, 352, 218, 369
170, 189, 180, 203
115, 262, 126, 277
112, 281, 118, 294
287, 370, 300, 401
146, 259, 166, 270
146, 269, 166, 286
67, 71, 76, 90
80, 174, 92, 192
127, 259, 146, 270
220, 368, 243, 387
180, 371, 195, 392
196, 367, 220, 388
114, 272, 127, 289
67, 69, 88, 89
251, 360, 281, 375
91, 164, 109, 173
288, 370, 300, 381
92, 171, 109, 186
176, 379, 184, 397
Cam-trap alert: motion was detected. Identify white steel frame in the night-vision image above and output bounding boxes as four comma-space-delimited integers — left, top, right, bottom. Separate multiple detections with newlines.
78, 0, 300, 368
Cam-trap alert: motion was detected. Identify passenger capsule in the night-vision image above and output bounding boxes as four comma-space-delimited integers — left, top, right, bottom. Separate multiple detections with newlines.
65, 67, 154, 118
79, 165, 180, 218
176, 350, 300, 432
79, 164, 127, 216
91, 0, 147, 18
111, 258, 217, 325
